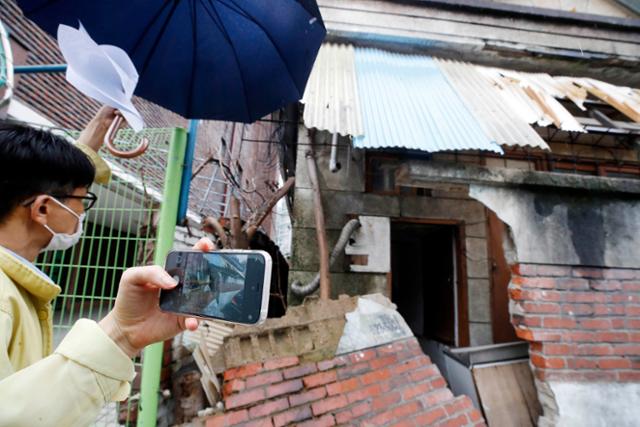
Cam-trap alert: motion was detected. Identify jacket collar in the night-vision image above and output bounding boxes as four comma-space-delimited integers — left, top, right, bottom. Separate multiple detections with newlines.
0, 246, 60, 302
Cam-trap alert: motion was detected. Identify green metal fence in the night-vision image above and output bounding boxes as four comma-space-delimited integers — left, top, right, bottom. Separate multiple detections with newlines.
36, 127, 186, 426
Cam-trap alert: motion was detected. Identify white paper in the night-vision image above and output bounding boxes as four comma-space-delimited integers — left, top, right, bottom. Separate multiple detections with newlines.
57, 23, 144, 131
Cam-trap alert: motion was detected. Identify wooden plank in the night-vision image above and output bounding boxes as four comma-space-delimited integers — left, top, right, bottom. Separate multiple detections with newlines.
319, 0, 640, 46
472, 361, 542, 427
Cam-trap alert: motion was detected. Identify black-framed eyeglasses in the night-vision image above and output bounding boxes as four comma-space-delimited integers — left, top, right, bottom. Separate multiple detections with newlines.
50, 192, 98, 211
22, 191, 99, 211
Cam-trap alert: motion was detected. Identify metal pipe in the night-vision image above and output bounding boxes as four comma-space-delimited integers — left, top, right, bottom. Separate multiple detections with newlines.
305, 143, 331, 299
137, 127, 187, 427
329, 133, 340, 172
291, 219, 361, 297
14, 64, 67, 74
177, 119, 199, 223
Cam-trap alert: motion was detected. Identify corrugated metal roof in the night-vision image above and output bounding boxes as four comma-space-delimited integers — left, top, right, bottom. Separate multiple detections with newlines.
352, 48, 503, 153
435, 59, 550, 150
301, 44, 363, 136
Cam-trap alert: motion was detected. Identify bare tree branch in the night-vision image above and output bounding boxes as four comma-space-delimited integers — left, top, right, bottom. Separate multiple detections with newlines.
201, 216, 228, 248
244, 177, 295, 240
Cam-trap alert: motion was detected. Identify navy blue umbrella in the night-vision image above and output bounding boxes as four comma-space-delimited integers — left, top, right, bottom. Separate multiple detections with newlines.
17, 0, 326, 122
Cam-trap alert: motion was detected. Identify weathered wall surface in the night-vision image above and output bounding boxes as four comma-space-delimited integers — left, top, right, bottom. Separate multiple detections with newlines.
290, 129, 495, 345
470, 185, 640, 268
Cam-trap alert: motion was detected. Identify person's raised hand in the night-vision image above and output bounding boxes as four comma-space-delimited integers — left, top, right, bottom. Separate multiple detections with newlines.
76, 105, 123, 152
99, 237, 216, 357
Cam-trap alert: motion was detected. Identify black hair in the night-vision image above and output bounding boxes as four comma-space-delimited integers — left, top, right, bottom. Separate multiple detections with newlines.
0, 121, 95, 223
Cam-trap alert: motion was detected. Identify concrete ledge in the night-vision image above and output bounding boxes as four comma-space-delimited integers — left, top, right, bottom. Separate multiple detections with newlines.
397, 161, 640, 195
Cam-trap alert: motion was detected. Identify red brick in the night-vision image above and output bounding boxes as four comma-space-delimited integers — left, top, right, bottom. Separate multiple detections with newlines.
590, 280, 622, 291
370, 354, 399, 370
430, 377, 448, 389
402, 382, 432, 400
361, 368, 392, 385
573, 268, 604, 279
311, 395, 349, 416
595, 331, 629, 342
409, 365, 440, 382
543, 316, 577, 329
272, 405, 313, 427
515, 327, 562, 342
612, 344, 640, 355
415, 407, 447, 425
326, 377, 360, 396
439, 413, 470, 427
609, 294, 640, 303
368, 410, 395, 426
389, 420, 416, 427
603, 269, 637, 280
372, 391, 401, 411
622, 282, 640, 292
225, 389, 266, 410
541, 343, 573, 355
337, 362, 369, 379
206, 410, 249, 427
564, 292, 607, 303
249, 398, 289, 419
303, 370, 337, 388
351, 401, 372, 418
296, 414, 335, 427
377, 340, 407, 355
518, 277, 557, 289
469, 409, 484, 422
555, 278, 589, 290
266, 379, 303, 398
626, 318, 640, 329
576, 344, 613, 356
422, 389, 454, 406
317, 357, 346, 372
537, 265, 572, 277
288, 387, 327, 407
627, 305, 640, 316
523, 302, 561, 314
223, 379, 246, 397
233, 363, 264, 379
580, 319, 612, 329
246, 371, 284, 389
283, 363, 317, 380
617, 371, 640, 381
243, 418, 274, 427
560, 304, 593, 317
566, 331, 597, 342
391, 356, 427, 375
347, 383, 385, 404
566, 357, 598, 369
598, 358, 632, 369
530, 354, 565, 369
393, 401, 422, 419
593, 304, 624, 316
334, 409, 354, 424
511, 264, 537, 276
263, 356, 299, 371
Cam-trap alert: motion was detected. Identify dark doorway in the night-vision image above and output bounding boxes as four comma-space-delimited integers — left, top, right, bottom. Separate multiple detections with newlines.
391, 221, 466, 347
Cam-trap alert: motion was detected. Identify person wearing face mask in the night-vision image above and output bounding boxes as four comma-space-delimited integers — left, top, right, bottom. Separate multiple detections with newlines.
0, 108, 213, 426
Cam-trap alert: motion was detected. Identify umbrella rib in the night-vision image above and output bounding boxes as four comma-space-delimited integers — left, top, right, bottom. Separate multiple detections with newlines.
219, 0, 302, 95
187, 0, 198, 117
201, 0, 252, 119
139, 1, 181, 77
130, 2, 174, 57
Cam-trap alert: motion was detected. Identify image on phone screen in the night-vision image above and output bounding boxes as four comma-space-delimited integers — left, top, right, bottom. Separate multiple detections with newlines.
161, 251, 268, 324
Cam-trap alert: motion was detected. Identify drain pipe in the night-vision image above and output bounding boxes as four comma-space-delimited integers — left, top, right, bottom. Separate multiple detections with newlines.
329, 132, 341, 172
305, 141, 331, 299
291, 218, 361, 297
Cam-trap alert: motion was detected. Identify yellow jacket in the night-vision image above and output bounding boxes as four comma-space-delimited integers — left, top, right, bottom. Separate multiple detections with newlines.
0, 145, 134, 426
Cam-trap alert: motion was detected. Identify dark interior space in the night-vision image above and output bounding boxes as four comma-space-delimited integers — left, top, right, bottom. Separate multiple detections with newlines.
391, 222, 458, 346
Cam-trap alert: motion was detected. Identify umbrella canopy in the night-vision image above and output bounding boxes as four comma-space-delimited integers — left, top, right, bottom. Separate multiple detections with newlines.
17, 0, 326, 122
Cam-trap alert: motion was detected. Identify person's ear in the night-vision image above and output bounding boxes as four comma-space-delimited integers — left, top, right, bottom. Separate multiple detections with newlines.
30, 195, 51, 227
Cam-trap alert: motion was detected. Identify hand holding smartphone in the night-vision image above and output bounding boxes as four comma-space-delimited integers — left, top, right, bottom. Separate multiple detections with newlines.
160, 250, 272, 325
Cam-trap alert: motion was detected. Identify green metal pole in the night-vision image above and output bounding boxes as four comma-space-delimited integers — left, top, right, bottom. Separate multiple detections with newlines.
137, 127, 187, 427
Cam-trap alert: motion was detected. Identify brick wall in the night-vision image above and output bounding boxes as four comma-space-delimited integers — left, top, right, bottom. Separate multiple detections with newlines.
206, 337, 485, 427
509, 263, 640, 383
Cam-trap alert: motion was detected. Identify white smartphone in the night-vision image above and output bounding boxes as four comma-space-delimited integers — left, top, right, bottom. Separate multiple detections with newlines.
160, 249, 272, 325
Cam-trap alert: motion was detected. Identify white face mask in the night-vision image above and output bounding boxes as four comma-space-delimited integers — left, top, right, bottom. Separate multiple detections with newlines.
40, 197, 85, 252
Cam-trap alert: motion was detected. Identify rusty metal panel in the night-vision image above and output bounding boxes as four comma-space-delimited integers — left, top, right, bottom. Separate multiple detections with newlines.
435, 59, 550, 150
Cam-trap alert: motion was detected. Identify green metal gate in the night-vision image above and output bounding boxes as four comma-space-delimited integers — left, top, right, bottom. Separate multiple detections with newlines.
36, 127, 187, 426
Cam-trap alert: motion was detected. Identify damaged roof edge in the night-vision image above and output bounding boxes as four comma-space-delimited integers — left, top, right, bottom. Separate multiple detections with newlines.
396, 161, 640, 195
392, 0, 640, 30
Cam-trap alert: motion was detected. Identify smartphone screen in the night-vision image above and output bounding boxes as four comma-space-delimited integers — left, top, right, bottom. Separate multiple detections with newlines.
160, 250, 271, 324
